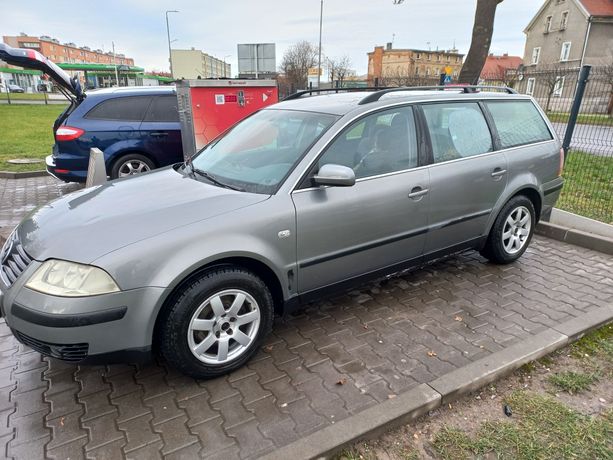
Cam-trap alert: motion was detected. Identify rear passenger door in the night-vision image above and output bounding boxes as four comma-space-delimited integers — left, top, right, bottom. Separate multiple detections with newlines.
140, 95, 184, 166
419, 101, 507, 255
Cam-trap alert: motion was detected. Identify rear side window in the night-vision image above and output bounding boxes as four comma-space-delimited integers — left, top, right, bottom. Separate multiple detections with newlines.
143, 95, 179, 122
421, 102, 492, 163
485, 101, 553, 149
85, 96, 152, 121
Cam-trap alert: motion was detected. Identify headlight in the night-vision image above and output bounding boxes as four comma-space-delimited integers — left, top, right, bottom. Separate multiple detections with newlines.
25, 260, 120, 297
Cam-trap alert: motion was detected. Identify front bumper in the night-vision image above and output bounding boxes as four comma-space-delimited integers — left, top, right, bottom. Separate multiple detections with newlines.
1, 261, 167, 363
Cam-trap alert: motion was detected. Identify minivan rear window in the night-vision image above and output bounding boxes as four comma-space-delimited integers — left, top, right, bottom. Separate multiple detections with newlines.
485, 101, 553, 149
85, 96, 152, 121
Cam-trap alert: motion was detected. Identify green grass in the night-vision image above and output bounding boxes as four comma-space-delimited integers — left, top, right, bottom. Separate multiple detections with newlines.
0, 92, 49, 101
433, 391, 613, 460
0, 104, 67, 172
570, 324, 613, 359
557, 151, 613, 224
548, 371, 599, 394
547, 112, 613, 127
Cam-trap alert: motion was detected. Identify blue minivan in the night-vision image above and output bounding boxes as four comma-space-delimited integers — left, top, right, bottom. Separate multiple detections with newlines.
0, 44, 183, 182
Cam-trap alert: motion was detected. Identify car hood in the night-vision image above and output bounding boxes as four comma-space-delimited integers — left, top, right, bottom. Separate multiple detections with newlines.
0, 43, 83, 100
17, 167, 269, 263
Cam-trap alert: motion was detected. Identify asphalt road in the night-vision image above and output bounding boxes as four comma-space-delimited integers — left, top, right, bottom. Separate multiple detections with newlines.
552, 122, 612, 157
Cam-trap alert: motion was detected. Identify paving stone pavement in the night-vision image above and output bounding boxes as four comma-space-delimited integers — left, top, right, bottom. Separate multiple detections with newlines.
0, 176, 612, 459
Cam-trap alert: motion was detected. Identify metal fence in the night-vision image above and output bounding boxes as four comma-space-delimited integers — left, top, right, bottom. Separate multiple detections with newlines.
486, 66, 612, 224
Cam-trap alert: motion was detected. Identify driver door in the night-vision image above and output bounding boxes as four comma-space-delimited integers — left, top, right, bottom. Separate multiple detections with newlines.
292, 106, 430, 294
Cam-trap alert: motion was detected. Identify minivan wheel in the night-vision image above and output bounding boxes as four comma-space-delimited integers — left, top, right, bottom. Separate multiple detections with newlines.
480, 196, 535, 264
159, 267, 274, 379
111, 153, 154, 179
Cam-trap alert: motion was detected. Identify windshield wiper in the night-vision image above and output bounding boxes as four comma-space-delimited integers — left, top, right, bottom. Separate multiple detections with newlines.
192, 168, 244, 191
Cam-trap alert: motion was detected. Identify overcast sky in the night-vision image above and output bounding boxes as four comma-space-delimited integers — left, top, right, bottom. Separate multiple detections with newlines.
0, 0, 542, 77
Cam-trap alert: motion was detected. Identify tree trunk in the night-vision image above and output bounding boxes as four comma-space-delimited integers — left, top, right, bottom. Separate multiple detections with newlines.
458, 0, 504, 85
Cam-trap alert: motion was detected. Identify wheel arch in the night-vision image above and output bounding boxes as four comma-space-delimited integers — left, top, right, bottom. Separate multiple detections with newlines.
152, 256, 285, 350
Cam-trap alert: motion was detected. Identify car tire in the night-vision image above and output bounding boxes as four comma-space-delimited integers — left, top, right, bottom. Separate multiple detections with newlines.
111, 153, 155, 179
159, 267, 274, 379
480, 195, 536, 265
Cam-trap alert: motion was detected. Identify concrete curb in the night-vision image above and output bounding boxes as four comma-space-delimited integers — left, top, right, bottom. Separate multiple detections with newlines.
536, 221, 613, 256
0, 170, 48, 179
262, 305, 613, 460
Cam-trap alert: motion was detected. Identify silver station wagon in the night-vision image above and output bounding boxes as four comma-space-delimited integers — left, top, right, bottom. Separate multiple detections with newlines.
0, 86, 564, 378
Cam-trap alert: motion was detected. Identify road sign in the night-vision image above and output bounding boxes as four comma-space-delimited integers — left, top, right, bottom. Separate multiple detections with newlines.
444, 66, 453, 76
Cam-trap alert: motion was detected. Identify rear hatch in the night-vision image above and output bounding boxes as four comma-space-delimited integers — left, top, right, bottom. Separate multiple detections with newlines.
0, 43, 85, 128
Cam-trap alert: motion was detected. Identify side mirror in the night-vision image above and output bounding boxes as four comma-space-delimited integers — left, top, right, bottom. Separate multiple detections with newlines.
313, 164, 356, 187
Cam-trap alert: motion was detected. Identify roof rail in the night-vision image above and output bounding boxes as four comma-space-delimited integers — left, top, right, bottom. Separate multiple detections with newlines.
281, 87, 389, 102
358, 85, 517, 105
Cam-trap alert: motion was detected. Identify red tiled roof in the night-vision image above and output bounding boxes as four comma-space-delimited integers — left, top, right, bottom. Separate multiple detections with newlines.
480, 55, 523, 79
578, 0, 613, 17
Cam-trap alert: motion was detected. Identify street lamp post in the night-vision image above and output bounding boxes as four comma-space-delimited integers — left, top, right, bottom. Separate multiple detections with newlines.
165, 10, 179, 78
317, 0, 323, 88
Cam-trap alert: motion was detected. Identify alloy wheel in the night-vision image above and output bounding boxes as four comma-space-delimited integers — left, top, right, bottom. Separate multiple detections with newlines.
187, 289, 261, 364
118, 160, 151, 177
502, 205, 531, 255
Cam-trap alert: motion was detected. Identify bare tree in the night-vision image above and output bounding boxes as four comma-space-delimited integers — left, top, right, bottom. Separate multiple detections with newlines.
537, 63, 573, 112
380, 67, 438, 87
280, 41, 318, 91
326, 55, 352, 87
458, 0, 504, 85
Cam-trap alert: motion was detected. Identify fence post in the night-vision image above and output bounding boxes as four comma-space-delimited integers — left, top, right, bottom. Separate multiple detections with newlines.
6, 87, 10, 105
562, 65, 591, 156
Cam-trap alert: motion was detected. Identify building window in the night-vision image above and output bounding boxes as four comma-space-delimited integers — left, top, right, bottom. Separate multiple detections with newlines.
436, 54, 441, 61
426, 68, 430, 76
560, 11, 569, 29
545, 15, 552, 32
554, 76, 565, 96
560, 42, 571, 61
416, 53, 421, 59
427, 54, 431, 61
526, 77, 536, 95
531, 47, 541, 65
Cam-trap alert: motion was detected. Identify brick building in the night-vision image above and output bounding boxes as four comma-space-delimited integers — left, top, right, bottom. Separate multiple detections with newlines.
480, 53, 523, 81
367, 43, 464, 85
3, 34, 134, 66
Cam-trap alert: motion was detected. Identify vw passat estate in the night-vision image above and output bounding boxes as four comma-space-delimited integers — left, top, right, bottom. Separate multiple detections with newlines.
0, 85, 564, 378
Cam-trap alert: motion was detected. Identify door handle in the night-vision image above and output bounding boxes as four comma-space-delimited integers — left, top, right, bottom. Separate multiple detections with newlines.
408, 187, 429, 199
491, 168, 507, 178
150, 132, 169, 137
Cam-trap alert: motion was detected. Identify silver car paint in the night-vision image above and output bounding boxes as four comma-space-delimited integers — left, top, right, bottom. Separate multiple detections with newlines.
0, 91, 563, 358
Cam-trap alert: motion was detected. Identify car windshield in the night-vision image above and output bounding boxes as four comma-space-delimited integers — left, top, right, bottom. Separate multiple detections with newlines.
190, 109, 338, 194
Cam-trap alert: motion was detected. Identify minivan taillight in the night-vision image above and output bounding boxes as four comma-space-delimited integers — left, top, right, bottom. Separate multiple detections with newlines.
55, 126, 84, 141
558, 148, 565, 176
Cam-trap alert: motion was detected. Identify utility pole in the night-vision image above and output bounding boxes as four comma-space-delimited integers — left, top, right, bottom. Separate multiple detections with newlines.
112, 41, 119, 86
317, 0, 323, 88
166, 10, 179, 78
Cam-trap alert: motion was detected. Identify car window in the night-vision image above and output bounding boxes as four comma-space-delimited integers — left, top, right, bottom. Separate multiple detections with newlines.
318, 106, 418, 179
485, 100, 553, 149
143, 95, 180, 122
85, 96, 152, 121
422, 102, 492, 163
192, 109, 338, 194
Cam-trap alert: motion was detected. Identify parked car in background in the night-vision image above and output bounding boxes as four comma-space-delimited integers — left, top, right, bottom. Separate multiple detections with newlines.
47, 86, 182, 182
7, 83, 25, 93
0, 43, 182, 182
0, 83, 564, 378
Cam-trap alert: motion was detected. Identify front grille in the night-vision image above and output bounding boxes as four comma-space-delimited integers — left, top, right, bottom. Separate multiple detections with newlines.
0, 232, 33, 288
12, 330, 89, 362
